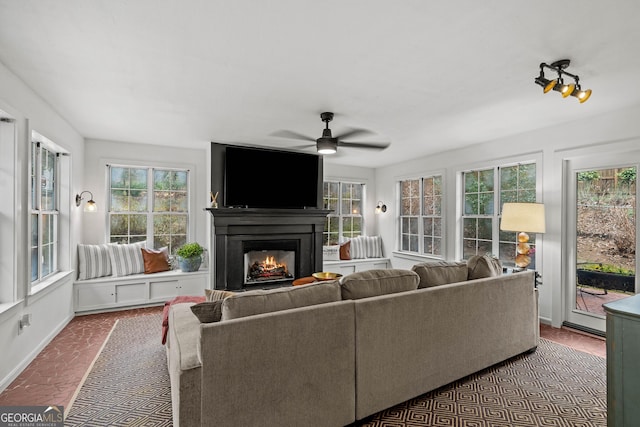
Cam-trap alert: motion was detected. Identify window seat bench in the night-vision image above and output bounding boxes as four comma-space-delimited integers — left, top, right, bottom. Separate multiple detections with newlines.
73, 269, 209, 314
322, 258, 391, 275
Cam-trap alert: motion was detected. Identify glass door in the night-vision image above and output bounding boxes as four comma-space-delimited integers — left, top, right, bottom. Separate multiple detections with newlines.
566, 156, 638, 333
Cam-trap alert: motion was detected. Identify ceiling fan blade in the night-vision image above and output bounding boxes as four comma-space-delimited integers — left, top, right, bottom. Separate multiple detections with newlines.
338, 141, 390, 151
334, 128, 374, 141
290, 143, 317, 150
270, 130, 316, 142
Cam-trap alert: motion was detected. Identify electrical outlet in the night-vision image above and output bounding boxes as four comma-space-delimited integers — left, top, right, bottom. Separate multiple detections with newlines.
18, 313, 32, 334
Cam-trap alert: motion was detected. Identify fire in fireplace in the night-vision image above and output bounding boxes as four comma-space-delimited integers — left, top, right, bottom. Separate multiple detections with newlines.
244, 250, 295, 285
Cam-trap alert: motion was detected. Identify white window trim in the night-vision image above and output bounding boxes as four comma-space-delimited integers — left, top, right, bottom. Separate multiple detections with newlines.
106, 163, 191, 250
456, 152, 543, 262
396, 171, 446, 259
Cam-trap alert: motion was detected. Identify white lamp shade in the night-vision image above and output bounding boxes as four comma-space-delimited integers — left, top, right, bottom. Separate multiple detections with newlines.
500, 203, 546, 233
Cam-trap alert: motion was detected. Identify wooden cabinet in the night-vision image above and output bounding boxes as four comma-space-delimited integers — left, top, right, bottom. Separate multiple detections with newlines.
74, 270, 208, 313
603, 294, 640, 427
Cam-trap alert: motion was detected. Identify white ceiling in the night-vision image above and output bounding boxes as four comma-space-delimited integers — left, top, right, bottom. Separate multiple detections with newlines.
1, 1, 640, 168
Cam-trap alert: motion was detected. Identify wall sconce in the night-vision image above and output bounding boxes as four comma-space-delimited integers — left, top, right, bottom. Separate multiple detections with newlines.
500, 203, 546, 269
75, 191, 97, 212
375, 201, 387, 214
534, 59, 592, 103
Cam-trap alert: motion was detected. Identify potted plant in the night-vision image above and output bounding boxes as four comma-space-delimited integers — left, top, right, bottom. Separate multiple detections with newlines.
576, 263, 635, 293
176, 242, 204, 272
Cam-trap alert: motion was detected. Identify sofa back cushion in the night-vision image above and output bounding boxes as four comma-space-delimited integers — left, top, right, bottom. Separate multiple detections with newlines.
467, 255, 503, 280
411, 260, 468, 288
340, 269, 419, 300
221, 280, 342, 321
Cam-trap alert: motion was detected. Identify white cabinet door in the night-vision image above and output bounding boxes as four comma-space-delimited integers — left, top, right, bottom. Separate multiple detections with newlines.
149, 280, 181, 300
76, 284, 115, 311
115, 282, 147, 304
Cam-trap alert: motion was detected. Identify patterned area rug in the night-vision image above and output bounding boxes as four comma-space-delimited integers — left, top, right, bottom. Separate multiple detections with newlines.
65, 313, 172, 426
65, 313, 606, 426
360, 338, 606, 426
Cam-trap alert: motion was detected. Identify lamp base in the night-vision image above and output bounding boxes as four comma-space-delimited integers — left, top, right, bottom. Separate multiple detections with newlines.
515, 232, 531, 269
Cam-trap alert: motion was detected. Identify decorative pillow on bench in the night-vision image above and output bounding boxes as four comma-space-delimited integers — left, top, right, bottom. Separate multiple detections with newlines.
339, 235, 383, 260
108, 241, 147, 277
77, 243, 114, 280
141, 247, 170, 274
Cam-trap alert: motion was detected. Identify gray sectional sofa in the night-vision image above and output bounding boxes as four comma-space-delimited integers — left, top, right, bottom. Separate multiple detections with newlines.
166, 260, 538, 426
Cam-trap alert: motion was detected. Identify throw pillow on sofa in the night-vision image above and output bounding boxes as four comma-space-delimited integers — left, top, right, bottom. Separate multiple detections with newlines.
191, 301, 225, 323
411, 260, 468, 288
339, 269, 419, 300
191, 290, 237, 323
467, 255, 502, 280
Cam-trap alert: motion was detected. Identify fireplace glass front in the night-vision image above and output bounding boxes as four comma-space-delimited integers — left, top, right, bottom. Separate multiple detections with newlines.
244, 249, 295, 285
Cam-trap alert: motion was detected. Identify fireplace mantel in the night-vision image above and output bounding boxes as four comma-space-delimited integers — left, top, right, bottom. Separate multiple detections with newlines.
206, 208, 332, 290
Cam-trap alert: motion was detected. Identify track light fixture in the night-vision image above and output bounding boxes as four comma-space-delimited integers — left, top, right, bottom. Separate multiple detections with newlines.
534, 59, 591, 103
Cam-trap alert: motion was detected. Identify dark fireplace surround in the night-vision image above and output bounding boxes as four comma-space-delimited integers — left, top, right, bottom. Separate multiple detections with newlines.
206, 208, 331, 291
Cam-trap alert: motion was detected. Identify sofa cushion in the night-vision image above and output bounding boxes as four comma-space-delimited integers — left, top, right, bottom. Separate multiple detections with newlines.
204, 289, 236, 302
339, 269, 419, 300
169, 302, 202, 370
221, 280, 342, 321
467, 255, 503, 280
191, 301, 225, 323
411, 260, 468, 288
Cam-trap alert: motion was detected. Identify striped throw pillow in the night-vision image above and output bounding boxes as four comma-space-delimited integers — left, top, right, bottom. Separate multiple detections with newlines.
77, 243, 113, 280
363, 235, 383, 258
349, 236, 366, 259
108, 241, 147, 277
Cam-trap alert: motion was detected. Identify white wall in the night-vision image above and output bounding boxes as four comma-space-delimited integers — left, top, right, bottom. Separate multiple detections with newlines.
83, 139, 209, 249
0, 61, 85, 391
374, 104, 640, 328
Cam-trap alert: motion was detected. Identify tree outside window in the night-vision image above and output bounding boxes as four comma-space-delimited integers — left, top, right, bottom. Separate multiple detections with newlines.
30, 141, 59, 283
109, 165, 189, 254
462, 163, 537, 264
400, 175, 443, 255
323, 181, 364, 245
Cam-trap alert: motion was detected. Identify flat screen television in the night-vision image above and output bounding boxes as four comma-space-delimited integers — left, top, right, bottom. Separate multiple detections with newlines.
224, 145, 321, 209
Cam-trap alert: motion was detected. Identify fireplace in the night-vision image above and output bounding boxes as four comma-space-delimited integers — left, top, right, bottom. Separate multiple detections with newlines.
207, 208, 331, 291
243, 240, 296, 286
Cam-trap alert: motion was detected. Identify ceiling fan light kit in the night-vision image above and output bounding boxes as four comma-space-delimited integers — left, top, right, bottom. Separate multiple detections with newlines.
272, 111, 390, 155
534, 59, 592, 103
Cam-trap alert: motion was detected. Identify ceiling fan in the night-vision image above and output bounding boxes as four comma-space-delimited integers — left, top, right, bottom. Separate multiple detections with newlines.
271, 112, 390, 155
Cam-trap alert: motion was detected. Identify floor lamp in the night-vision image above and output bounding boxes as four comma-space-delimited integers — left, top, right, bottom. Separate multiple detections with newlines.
500, 203, 546, 270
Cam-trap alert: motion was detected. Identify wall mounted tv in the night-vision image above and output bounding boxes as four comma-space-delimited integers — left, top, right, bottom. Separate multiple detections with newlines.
223, 145, 322, 209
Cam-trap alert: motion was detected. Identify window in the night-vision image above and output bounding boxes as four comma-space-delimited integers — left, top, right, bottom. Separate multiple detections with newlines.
323, 181, 364, 245
462, 163, 536, 264
31, 141, 59, 283
108, 165, 189, 254
399, 175, 443, 256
